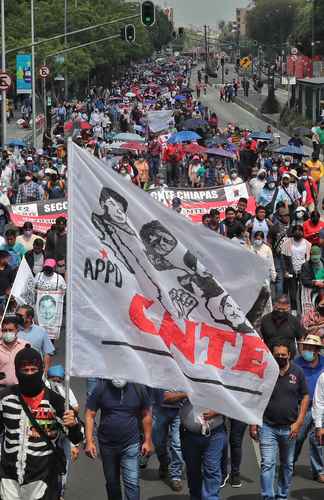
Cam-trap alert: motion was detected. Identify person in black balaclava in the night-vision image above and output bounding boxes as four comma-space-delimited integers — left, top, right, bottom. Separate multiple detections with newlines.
15, 342, 44, 396
0, 344, 83, 500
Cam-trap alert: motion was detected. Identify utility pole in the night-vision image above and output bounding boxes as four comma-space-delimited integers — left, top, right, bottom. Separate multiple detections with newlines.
204, 24, 208, 72
1, 0, 6, 148
64, 0, 68, 98
31, 0, 37, 147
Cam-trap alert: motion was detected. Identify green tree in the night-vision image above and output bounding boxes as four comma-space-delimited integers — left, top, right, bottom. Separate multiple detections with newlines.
1, 0, 172, 97
246, 0, 298, 54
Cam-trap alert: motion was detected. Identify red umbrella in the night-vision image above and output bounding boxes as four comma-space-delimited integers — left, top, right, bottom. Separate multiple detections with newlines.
80, 121, 91, 130
121, 141, 147, 152
183, 143, 208, 155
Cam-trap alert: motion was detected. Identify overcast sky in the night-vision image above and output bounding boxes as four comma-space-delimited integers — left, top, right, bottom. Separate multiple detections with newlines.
154, 0, 249, 27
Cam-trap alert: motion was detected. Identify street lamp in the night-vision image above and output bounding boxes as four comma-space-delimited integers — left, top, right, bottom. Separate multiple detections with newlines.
306, 0, 316, 61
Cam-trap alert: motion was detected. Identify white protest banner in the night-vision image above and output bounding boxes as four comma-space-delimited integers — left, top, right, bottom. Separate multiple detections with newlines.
147, 110, 174, 133
11, 257, 35, 306
68, 143, 278, 425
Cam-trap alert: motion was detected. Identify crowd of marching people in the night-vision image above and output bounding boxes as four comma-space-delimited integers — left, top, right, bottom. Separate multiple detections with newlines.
0, 53, 324, 500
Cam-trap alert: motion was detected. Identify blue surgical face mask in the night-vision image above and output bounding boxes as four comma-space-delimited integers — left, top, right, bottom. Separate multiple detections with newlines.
301, 350, 315, 363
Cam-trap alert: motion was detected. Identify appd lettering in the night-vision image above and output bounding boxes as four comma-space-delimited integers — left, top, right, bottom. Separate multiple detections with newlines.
84, 258, 122, 288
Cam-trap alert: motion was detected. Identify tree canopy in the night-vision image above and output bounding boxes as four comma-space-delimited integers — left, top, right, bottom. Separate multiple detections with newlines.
246, 0, 324, 58
1, 0, 173, 95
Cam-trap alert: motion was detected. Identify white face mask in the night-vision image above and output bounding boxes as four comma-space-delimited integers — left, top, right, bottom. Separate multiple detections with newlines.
254, 239, 263, 247
268, 183, 275, 189
111, 378, 127, 389
2, 331, 17, 344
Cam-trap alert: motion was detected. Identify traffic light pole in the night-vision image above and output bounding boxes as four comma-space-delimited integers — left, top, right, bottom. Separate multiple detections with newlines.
31, 0, 37, 148
45, 34, 120, 61
1, 0, 6, 147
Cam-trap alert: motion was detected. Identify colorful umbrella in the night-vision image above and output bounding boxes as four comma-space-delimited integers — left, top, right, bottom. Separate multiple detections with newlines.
183, 143, 208, 155
206, 148, 236, 159
115, 132, 145, 143
168, 131, 201, 144
275, 145, 305, 156
120, 141, 147, 152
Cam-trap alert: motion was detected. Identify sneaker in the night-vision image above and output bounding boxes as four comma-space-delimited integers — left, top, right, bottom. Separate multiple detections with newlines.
159, 465, 169, 479
230, 473, 242, 488
220, 473, 229, 488
170, 479, 183, 492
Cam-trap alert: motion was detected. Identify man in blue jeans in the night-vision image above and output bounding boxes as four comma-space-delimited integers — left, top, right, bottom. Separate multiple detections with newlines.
85, 378, 153, 500
153, 389, 187, 491
250, 341, 309, 500
180, 401, 226, 500
293, 334, 324, 482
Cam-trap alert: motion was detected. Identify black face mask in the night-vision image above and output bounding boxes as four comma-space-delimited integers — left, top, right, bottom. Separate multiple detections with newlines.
16, 314, 25, 328
17, 370, 44, 397
43, 267, 54, 276
272, 310, 288, 321
274, 357, 289, 369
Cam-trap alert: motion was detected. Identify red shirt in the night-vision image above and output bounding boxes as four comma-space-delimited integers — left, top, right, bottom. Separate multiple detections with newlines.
303, 219, 324, 245
22, 389, 45, 411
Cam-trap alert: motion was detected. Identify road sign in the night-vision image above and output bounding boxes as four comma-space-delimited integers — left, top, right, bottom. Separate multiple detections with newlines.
0, 72, 12, 91
240, 56, 252, 70
39, 65, 50, 79
291, 47, 298, 55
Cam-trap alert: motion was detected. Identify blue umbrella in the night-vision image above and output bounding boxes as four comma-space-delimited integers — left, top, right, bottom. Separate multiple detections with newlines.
275, 145, 305, 156
174, 95, 187, 102
206, 148, 236, 159
7, 138, 26, 148
250, 132, 273, 141
168, 131, 201, 144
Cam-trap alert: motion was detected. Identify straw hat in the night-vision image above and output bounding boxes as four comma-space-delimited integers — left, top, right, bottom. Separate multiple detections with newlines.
298, 334, 323, 348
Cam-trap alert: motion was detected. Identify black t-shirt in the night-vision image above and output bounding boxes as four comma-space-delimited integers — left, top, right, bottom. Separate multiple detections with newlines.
260, 312, 305, 353
86, 381, 151, 447
0, 265, 15, 295
263, 362, 308, 426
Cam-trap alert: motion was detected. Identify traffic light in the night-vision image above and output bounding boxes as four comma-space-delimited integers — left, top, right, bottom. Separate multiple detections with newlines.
141, 1, 155, 27
236, 58, 240, 67
220, 57, 225, 66
120, 24, 136, 44
178, 27, 184, 37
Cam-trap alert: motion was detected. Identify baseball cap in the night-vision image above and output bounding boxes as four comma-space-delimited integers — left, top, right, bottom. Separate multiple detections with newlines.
43, 258, 56, 269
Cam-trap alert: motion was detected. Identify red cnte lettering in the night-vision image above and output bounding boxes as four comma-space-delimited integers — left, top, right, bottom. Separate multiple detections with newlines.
200, 323, 237, 369
129, 294, 158, 335
159, 312, 197, 364
232, 335, 268, 378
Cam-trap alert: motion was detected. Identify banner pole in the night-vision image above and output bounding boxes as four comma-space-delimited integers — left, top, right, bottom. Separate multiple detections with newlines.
0, 290, 13, 327
65, 137, 73, 411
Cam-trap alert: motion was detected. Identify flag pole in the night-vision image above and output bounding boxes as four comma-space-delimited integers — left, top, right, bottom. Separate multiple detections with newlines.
65, 137, 73, 411
0, 290, 13, 327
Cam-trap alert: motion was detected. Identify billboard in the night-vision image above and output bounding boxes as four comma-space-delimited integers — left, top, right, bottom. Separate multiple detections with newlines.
16, 54, 32, 94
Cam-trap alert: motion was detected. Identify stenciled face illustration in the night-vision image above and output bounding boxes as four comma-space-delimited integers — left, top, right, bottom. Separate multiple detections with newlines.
102, 196, 127, 225
147, 228, 177, 257
221, 295, 246, 328
39, 295, 56, 323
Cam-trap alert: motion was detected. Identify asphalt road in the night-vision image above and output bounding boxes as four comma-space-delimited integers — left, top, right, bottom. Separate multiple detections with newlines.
59, 71, 323, 500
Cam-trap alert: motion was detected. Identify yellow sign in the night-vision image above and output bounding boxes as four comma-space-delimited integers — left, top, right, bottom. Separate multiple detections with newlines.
240, 56, 252, 69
